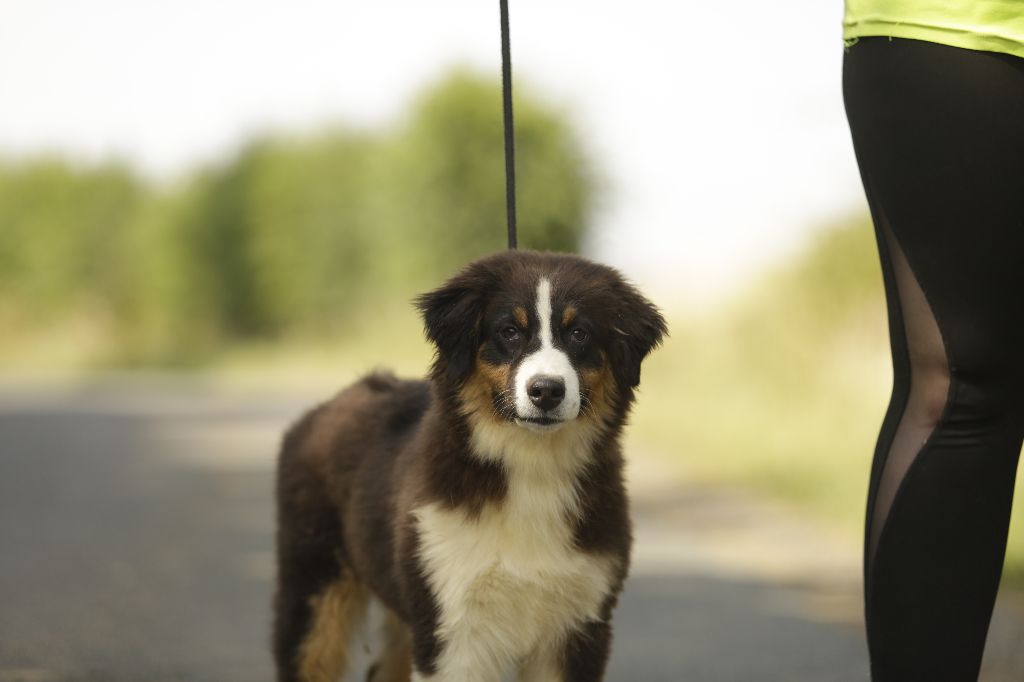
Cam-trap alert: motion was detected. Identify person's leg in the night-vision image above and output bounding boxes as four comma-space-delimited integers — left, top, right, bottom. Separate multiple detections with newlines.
844, 37, 1024, 681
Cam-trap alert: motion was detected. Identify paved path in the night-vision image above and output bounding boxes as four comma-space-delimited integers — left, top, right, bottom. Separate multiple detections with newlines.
0, 381, 1019, 681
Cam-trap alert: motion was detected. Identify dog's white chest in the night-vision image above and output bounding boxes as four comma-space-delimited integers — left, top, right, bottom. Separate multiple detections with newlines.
414, 475, 616, 674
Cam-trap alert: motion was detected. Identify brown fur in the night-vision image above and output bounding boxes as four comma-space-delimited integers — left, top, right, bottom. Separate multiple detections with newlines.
562, 305, 578, 327
579, 353, 617, 428
298, 577, 367, 682
513, 306, 529, 328
458, 350, 513, 425
274, 251, 666, 681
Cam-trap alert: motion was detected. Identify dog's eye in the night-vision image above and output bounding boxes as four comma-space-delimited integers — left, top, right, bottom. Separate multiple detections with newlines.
500, 327, 520, 343
570, 328, 589, 344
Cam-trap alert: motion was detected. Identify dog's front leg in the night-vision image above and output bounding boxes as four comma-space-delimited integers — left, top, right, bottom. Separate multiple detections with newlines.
517, 642, 564, 682
517, 620, 614, 682
410, 628, 506, 682
400, 553, 505, 682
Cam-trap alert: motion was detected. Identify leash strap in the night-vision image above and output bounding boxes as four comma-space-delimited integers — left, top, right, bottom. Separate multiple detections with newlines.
500, 0, 518, 250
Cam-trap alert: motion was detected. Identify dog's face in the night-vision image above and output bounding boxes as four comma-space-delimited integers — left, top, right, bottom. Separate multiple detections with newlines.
417, 251, 666, 434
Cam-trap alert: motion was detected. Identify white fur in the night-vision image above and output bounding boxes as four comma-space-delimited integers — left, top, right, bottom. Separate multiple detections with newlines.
514, 278, 581, 431
517, 644, 565, 682
412, 415, 615, 682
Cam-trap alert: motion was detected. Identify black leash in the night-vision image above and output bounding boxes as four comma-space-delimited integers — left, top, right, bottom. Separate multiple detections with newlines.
499, 0, 517, 250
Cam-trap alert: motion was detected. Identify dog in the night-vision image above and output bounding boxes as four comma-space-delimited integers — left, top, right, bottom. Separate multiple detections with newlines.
273, 250, 666, 682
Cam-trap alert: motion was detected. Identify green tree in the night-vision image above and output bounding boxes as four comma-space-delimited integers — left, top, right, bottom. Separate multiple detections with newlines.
0, 67, 598, 366
377, 69, 595, 283
0, 158, 144, 323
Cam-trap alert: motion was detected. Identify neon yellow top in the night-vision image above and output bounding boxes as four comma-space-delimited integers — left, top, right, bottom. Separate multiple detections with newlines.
843, 0, 1024, 59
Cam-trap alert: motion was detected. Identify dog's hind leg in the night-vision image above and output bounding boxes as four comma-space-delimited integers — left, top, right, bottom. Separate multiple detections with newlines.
299, 573, 368, 682
274, 416, 367, 682
275, 554, 367, 682
366, 607, 412, 682
276, 557, 369, 682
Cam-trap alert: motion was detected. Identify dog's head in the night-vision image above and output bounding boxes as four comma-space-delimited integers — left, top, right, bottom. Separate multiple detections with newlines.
416, 251, 666, 434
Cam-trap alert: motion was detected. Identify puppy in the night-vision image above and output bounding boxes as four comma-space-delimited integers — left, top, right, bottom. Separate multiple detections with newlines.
274, 250, 666, 682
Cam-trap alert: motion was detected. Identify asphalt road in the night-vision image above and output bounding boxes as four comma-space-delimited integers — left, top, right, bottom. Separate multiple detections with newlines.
0, 382, 880, 682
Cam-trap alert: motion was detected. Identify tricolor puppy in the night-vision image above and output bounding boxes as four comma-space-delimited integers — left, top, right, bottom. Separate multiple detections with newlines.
274, 250, 666, 682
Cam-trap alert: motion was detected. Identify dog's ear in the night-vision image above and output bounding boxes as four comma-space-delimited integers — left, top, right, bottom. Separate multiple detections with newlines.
415, 269, 489, 386
608, 282, 667, 391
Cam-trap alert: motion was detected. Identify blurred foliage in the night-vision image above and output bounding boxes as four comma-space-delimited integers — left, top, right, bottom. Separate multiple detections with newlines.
0, 69, 594, 366
378, 71, 592, 283
0, 159, 145, 321
633, 216, 1024, 583
633, 215, 891, 526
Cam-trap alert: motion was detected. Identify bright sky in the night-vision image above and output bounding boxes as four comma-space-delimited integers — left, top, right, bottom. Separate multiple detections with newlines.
0, 0, 867, 304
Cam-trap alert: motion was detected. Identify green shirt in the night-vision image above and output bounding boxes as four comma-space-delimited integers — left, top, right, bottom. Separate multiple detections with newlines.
843, 0, 1024, 59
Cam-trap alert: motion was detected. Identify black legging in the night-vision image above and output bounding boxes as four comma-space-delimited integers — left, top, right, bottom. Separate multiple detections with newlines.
844, 37, 1024, 681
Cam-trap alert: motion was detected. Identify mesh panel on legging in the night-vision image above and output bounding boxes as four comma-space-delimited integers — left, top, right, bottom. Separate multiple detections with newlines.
865, 217, 950, 569
845, 37, 1024, 681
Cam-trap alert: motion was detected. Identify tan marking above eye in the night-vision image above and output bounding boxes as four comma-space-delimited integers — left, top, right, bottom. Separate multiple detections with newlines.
513, 307, 528, 328
562, 306, 577, 327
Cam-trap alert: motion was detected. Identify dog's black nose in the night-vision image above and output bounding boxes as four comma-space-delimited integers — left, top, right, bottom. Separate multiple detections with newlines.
527, 376, 565, 412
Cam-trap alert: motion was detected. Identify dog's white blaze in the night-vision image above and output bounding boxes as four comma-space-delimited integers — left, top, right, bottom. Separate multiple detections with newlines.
537, 277, 555, 346
514, 277, 581, 428
412, 418, 615, 682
